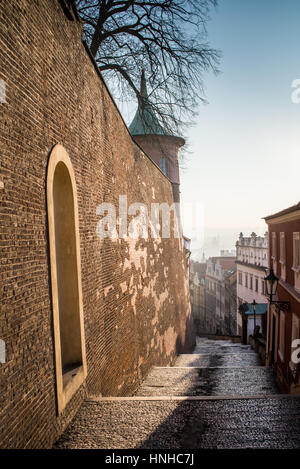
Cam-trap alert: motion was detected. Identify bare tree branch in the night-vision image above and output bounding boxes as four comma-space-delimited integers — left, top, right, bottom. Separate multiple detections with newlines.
76, 0, 221, 138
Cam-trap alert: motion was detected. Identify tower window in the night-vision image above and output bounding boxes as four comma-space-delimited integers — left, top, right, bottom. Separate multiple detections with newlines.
159, 157, 167, 175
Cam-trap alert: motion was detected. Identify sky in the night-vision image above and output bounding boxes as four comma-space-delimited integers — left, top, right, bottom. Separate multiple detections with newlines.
178, 0, 300, 258
118, 0, 300, 259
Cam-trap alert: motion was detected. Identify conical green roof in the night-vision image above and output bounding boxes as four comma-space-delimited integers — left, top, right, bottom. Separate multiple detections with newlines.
129, 70, 168, 136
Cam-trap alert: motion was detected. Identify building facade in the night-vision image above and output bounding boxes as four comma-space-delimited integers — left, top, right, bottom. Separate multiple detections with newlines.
236, 232, 268, 340
205, 256, 236, 335
224, 267, 237, 336
190, 261, 206, 334
264, 203, 300, 393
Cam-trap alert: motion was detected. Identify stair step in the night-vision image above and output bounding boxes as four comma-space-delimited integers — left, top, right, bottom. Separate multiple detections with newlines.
175, 353, 261, 367
135, 367, 280, 397
54, 397, 300, 449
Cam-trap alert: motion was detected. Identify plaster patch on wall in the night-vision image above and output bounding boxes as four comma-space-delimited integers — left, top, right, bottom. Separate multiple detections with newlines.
129, 274, 134, 289
151, 288, 169, 326
138, 355, 144, 367
153, 238, 162, 252
104, 285, 114, 297
157, 335, 164, 354
163, 326, 177, 356
142, 272, 159, 298
123, 237, 148, 275
129, 284, 138, 315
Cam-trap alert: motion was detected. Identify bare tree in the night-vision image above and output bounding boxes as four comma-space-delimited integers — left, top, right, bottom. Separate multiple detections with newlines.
76, 0, 220, 136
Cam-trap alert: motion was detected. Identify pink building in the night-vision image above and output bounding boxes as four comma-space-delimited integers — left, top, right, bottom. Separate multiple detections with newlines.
264, 202, 300, 393
236, 232, 269, 341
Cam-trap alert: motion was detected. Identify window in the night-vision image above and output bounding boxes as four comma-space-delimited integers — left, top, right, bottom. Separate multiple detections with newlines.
47, 144, 87, 414
159, 157, 167, 175
279, 232, 286, 264
245, 273, 248, 288
279, 311, 285, 361
291, 314, 300, 364
255, 277, 258, 292
293, 232, 300, 271
261, 279, 265, 295
250, 275, 253, 290
238, 272, 243, 285
272, 232, 277, 273
271, 232, 277, 260
279, 232, 286, 281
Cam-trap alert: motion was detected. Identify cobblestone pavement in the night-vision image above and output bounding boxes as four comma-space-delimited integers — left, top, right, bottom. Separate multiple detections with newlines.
175, 353, 261, 367
55, 397, 300, 449
137, 337, 279, 396
136, 367, 279, 396
54, 337, 300, 449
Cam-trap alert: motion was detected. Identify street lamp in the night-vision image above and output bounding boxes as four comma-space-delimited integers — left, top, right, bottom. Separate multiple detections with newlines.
264, 268, 290, 311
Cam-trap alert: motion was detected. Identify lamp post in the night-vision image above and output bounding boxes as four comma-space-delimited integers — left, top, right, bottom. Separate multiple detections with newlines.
252, 299, 257, 335
264, 268, 290, 311
239, 302, 249, 345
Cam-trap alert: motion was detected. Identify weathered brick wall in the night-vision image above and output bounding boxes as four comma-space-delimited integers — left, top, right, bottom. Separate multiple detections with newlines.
0, 0, 194, 448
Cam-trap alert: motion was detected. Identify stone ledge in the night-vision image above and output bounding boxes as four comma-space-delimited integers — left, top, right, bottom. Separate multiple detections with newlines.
86, 394, 300, 402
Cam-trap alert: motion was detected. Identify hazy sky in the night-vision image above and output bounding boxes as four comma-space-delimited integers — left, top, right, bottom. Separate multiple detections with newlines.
180, 0, 300, 250
118, 0, 300, 256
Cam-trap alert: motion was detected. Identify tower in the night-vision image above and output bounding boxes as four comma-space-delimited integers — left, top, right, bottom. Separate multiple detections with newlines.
129, 70, 185, 202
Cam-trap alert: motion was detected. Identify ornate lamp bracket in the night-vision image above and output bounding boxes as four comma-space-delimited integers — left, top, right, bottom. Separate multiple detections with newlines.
274, 301, 290, 313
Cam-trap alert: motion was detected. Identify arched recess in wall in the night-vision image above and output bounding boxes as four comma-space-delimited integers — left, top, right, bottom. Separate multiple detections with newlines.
47, 144, 87, 414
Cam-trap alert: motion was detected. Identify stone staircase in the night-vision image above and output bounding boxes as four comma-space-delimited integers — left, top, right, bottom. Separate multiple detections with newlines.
54, 337, 300, 449
136, 337, 279, 397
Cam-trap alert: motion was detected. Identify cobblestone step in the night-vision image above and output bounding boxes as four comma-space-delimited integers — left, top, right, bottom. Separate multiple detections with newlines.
174, 352, 261, 367
54, 336, 291, 449
135, 366, 280, 396
193, 337, 255, 356
54, 397, 300, 449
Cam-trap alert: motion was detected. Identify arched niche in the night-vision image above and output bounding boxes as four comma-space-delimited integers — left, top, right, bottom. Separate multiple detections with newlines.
47, 144, 87, 414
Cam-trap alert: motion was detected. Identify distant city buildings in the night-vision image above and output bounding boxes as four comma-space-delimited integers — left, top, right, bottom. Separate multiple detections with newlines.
220, 249, 236, 257
205, 256, 237, 335
190, 261, 206, 333
190, 252, 237, 336
236, 232, 268, 342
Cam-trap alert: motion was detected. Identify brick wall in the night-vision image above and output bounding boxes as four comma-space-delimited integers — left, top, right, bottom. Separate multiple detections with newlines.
0, 0, 195, 448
